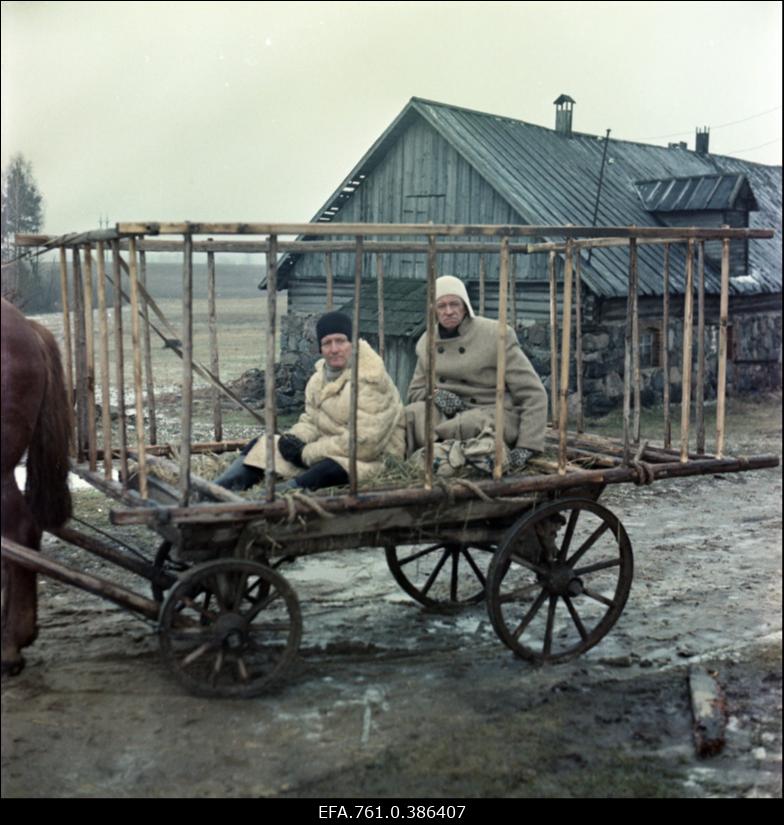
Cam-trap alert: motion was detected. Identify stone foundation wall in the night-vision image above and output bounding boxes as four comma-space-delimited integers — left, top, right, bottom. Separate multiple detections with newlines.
236, 311, 781, 418
519, 310, 782, 416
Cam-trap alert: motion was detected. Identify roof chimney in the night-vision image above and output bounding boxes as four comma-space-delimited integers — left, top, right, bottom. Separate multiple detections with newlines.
696, 126, 710, 155
554, 94, 575, 136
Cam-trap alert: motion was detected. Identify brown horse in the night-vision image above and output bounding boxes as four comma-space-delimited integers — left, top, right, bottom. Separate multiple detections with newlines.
1, 298, 72, 675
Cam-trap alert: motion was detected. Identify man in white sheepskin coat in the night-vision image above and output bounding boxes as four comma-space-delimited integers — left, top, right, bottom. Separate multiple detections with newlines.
215, 312, 405, 493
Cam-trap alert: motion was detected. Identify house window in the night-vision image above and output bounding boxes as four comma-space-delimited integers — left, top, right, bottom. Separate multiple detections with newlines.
640, 325, 661, 368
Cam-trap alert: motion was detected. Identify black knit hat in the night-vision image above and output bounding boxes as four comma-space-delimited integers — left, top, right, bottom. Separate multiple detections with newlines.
316, 311, 352, 343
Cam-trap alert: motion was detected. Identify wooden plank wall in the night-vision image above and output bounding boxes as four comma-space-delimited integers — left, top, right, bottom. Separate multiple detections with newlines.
291, 119, 535, 284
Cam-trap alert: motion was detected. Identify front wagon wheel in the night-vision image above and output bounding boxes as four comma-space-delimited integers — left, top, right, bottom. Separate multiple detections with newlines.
486, 499, 633, 663
158, 559, 302, 698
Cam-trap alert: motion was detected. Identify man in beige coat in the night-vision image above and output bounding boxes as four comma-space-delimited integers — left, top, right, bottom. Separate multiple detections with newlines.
216, 311, 406, 492
406, 276, 547, 470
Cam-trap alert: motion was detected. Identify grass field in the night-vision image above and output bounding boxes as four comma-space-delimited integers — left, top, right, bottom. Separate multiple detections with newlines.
31, 295, 287, 397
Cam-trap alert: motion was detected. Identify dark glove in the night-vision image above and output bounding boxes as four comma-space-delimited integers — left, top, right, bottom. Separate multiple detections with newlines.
277, 434, 306, 468
509, 447, 533, 471
434, 389, 466, 418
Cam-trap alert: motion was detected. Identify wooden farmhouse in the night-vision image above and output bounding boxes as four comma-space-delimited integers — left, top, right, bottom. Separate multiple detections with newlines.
274, 96, 782, 412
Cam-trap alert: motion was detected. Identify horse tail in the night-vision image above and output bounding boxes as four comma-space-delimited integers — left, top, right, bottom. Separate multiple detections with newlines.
24, 322, 73, 530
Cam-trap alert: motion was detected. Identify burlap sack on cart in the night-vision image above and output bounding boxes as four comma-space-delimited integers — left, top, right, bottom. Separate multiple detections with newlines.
410, 426, 510, 478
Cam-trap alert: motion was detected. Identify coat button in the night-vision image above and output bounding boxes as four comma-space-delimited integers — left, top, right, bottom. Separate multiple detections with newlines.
438, 346, 444, 354
439, 377, 445, 383
470, 398, 477, 404
459, 346, 466, 354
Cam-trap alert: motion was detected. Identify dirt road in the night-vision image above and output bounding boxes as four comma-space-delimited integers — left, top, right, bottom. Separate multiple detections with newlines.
2, 399, 781, 798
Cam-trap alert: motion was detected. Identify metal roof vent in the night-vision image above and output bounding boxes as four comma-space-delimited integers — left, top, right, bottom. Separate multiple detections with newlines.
554, 94, 575, 136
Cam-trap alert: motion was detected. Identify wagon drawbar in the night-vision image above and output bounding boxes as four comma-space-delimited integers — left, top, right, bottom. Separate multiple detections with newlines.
5, 221, 779, 698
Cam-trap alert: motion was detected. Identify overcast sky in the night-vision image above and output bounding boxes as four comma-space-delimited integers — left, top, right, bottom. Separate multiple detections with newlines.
1, 0, 781, 236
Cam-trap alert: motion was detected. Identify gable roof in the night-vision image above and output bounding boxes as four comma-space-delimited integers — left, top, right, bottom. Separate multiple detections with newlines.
279, 97, 781, 299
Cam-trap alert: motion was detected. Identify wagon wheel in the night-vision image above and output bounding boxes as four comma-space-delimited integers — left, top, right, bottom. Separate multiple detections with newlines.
385, 540, 496, 611
158, 559, 302, 698
486, 498, 633, 663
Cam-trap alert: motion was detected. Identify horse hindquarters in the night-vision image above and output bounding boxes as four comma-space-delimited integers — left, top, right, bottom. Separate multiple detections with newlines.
24, 321, 72, 530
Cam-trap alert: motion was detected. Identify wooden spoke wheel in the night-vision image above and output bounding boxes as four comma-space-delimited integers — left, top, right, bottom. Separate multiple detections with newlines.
158, 559, 302, 698
486, 498, 633, 663
385, 540, 496, 611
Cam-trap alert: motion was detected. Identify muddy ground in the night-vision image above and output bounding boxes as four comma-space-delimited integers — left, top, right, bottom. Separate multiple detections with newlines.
2, 396, 782, 799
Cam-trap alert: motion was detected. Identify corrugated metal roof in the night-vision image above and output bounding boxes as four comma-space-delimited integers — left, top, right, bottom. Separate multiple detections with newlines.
410, 98, 781, 298
277, 97, 781, 299
634, 174, 758, 212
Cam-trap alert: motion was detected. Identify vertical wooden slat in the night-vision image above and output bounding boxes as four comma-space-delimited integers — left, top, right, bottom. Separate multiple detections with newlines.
349, 237, 364, 494
207, 249, 222, 442
180, 233, 194, 506
81, 245, 98, 471
494, 238, 510, 480
375, 252, 385, 361
127, 237, 147, 499
574, 250, 584, 434
139, 250, 157, 445
548, 250, 559, 428
72, 248, 87, 462
111, 241, 129, 485
622, 240, 636, 465
509, 252, 518, 331
716, 234, 731, 459
662, 243, 671, 449
95, 242, 113, 480
479, 255, 486, 316
696, 240, 706, 454
558, 240, 574, 475
265, 235, 278, 502
424, 236, 437, 491
631, 237, 641, 445
58, 246, 76, 455
680, 239, 695, 463
325, 251, 334, 311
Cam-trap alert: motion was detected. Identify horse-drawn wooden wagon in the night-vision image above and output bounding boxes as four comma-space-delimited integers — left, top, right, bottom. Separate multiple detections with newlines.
3, 222, 779, 697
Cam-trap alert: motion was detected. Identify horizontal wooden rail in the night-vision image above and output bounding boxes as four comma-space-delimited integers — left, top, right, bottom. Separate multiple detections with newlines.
113, 222, 775, 240
109, 453, 780, 528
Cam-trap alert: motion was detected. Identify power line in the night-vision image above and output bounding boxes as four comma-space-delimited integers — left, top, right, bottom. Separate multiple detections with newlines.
725, 137, 782, 154
639, 105, 782, 140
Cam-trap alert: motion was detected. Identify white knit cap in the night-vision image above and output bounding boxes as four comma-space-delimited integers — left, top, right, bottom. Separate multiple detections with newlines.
435, 275, 475, 317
